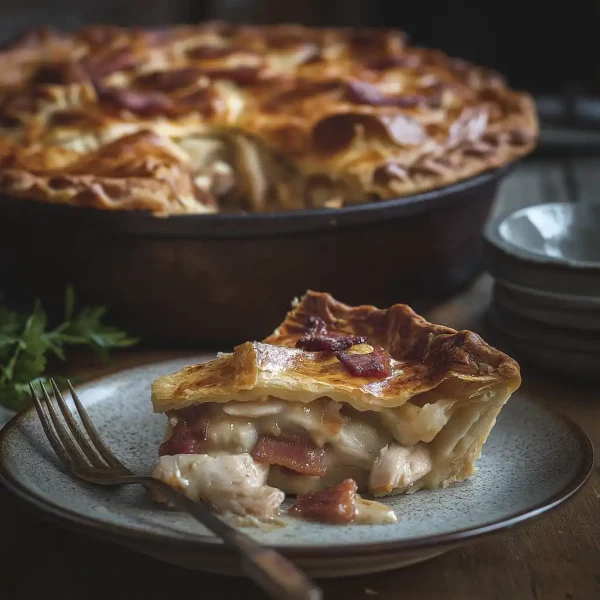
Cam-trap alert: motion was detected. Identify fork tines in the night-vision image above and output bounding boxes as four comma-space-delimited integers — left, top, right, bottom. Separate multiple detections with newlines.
29, 379, 126, 473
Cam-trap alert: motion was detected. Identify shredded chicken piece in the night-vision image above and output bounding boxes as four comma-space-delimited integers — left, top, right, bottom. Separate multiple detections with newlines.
369, 443, 432, 496
152, 453, 284, 519
231, 135, 268, 210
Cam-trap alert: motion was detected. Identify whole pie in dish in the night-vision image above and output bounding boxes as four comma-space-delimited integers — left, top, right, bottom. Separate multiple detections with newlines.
151, 291, 521, 524
0, 23, 537, 215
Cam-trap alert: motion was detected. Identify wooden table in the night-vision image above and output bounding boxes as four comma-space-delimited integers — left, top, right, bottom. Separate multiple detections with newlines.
1, 159, 599, 599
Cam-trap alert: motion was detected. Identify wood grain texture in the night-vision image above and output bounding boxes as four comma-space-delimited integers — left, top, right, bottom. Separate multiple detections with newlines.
1, 158, 599, 598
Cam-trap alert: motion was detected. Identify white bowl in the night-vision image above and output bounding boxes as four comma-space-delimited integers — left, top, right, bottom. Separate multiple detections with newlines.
484, 202, 600, 297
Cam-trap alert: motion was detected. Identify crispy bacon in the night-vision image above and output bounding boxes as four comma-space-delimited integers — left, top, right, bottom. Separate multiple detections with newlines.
158, 421, 208, 456
136, 68, 203, 91
297, 333, 366, 352
296, 314, 365, 352
289, 479, 358, 524
336, 345, 392, 378
158, 405, 210, 456
251, 434, 327, 476
312, 112, 426, 155
97, 86, 175, 116
84, 47, 139, 80
200, 66, 264, 86
265, 80, 342, 109
176, 87, 221, 110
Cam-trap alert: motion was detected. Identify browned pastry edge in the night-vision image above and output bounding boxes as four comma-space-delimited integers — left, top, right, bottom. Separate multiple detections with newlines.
0, 130, 215, 215
265, 290, 521, 383
151, 290, 521, 414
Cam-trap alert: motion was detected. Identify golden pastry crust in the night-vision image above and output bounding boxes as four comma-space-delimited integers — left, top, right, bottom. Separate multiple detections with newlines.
152, 291, 520, 413
0, 131, 213, 213
0, 23, 538, 214
265, 290, 520, 377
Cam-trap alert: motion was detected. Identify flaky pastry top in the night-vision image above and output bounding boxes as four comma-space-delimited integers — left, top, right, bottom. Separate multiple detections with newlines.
0, 23, 538, 214
152, 291, 521, 413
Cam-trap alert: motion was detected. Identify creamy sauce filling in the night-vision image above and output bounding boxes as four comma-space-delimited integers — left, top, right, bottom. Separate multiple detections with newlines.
355, 496, 397, 524
164, 397, 451, 486
154, 396, 463, 523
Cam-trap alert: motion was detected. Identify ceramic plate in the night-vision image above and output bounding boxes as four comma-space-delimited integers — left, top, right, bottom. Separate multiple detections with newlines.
0, 356, 594, 578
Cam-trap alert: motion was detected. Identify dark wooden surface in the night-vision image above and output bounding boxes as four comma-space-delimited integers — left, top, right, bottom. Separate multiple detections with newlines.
1, 159, 599, 599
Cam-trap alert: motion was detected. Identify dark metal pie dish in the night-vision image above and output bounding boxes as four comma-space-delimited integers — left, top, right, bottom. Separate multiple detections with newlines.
0, 164, 513, 344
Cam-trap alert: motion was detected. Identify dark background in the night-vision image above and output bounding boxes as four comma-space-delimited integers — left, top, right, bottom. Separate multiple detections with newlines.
1, 0, 598, 145
1, 0, 595, 94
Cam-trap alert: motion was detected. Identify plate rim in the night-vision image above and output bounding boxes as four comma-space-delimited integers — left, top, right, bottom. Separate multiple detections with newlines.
0, 358, 594, 558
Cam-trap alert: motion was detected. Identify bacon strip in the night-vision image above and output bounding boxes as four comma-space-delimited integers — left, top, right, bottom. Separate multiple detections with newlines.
335, 345, 392, 378
199, 66, 264, 86
136, 68, 203, 91
296, 333, 366, 352
251, 434, 327, 476
97, 86, 175, 116
159, 405, 210, 456
289, 479, 358, 524
296, 314, 366, 352
85, 47, 139, 80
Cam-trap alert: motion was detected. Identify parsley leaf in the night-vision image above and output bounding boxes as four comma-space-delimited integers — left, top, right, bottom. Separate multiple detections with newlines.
0, 286, 138, 410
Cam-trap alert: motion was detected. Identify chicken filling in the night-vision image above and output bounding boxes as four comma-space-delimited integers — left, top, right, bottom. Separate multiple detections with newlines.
176, 133, 364, 212
152, 395, 463, 521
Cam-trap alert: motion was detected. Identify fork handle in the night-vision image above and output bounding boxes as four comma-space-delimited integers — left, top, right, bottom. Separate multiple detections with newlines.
134, 476, 322, 600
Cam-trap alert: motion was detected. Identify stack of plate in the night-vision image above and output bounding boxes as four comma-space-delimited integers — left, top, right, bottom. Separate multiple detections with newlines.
484, 201, 600, 378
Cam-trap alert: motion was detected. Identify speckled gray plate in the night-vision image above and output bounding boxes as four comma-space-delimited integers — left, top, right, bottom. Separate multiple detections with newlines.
0, 356, 594, 578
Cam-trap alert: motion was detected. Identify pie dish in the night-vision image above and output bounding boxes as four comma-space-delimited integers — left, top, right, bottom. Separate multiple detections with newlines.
151, 291, 521, 523
0, 23, 537, 215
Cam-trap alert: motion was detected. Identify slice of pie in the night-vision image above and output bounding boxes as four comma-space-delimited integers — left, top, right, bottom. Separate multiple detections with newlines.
151, 291, 520, 522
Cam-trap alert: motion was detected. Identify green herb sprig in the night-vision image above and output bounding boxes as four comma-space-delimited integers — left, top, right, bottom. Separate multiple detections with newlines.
0, 286, 138, 410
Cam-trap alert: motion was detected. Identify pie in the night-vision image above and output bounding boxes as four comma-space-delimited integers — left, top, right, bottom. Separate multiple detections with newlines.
151, 291, 521, 523
0, 23, 537, 215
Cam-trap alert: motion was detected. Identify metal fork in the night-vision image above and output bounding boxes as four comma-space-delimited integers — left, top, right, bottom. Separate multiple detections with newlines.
30, 379, 322, 600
